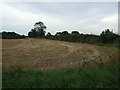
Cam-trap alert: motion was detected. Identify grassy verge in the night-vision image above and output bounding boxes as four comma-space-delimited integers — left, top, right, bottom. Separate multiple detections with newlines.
2, 62, 120, 88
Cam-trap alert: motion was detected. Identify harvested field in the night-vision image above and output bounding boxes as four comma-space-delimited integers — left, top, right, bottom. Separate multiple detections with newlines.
2, 38, 118, 70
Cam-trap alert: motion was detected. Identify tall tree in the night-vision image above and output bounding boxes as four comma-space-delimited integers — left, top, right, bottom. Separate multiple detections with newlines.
34, 21, 46, 31
28, 21, 47, 38
100, 29, 118, 43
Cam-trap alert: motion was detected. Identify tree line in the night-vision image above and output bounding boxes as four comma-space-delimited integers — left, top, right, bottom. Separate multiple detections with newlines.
27, 21, 120, 45
45, 29, 119, 44
2, 31, 26, 39
2, 21, 120, 46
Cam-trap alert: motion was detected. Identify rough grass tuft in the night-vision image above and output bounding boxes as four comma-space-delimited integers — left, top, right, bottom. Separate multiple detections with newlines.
2, 60, 119, 88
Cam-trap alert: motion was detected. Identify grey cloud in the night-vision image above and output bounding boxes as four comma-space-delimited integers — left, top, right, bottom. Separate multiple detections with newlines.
1, 2, 118, 35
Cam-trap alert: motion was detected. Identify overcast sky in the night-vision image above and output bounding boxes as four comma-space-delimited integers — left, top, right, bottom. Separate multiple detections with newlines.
1, 2, 118, 35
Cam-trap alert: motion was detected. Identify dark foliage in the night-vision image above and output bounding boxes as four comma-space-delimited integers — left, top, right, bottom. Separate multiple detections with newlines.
100, 29, 119, 43
61, 31, 70, 35
45, 29, 120, 45
29, 22, 119, 45
71, 31, 80, 35
28, 29, 45, 38
2, 31, 26, 39
28, 21, 46, 38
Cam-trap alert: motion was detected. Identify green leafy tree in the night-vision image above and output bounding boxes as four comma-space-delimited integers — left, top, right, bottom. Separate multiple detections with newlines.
61, 31, 69, 35
100, 29, 118, 43
46, 32, 51, 36
55, 32, 62, 36
28, 21, 46, 38
2, 31, 25, 39
71, 31, 80, 35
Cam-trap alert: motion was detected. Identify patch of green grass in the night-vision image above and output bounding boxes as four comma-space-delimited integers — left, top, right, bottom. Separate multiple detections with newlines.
2, 62, 120, 88
93, 42, 120, 48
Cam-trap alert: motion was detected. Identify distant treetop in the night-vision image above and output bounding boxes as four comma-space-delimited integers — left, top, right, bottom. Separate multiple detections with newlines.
28, 21, 47, 38
34, 21, 46, 30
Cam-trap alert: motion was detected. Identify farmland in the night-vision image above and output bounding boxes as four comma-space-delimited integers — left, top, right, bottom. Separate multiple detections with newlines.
2, 38, 119, 88
2, 38, 118, 70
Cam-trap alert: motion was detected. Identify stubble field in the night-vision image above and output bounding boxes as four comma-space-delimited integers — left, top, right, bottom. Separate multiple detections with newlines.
2, 38, 118, 70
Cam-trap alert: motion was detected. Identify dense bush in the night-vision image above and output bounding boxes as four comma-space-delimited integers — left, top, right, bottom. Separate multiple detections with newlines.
100, 29, 119, 43
46, 32, 99, 44
45, 29, 120, 46
27, 21, 120, 46
2, 31, 26, 39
